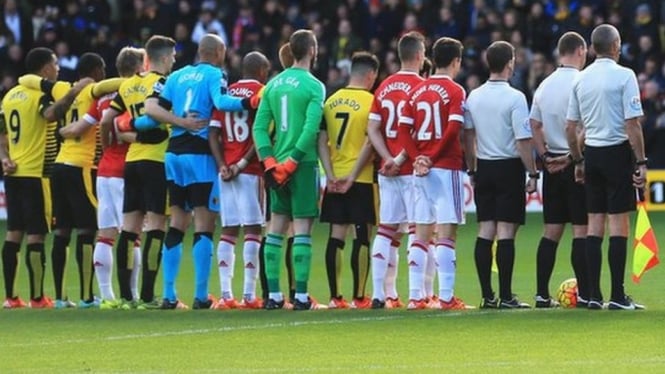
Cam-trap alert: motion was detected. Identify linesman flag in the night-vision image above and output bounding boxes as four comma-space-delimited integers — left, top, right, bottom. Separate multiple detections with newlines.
632, 198, 659, 283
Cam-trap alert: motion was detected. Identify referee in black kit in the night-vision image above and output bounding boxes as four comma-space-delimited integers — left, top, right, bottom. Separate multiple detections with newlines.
566, 24, 646, 310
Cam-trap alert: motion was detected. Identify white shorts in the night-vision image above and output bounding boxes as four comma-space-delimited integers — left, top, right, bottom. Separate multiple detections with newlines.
378, 174, 414, 225
412, 168, 465, 225
218, 173, 264, 227
96, 176, 124, 230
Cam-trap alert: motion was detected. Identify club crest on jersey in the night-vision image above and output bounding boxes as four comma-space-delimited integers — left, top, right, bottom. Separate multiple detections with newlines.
152, 81, 164, 94
630, 96, 642, 111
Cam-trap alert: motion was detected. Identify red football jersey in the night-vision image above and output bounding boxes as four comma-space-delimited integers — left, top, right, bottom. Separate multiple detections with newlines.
210, 79, 263, 176
399, 75, 466, 170
85, 93, 129, 178
369, 71, 424, 175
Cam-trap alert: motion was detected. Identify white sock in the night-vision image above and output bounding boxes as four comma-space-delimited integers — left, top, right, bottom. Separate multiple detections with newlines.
295, 292, 309, 303
425, 242, 436, 299
436, 238, 456, 302
371, 226, 395, 301
217, 235, 236, 299
93, 238, 115, 300
242, 234, 261, 300
385, 240, 400, 299
269, 292, 283, 302
131, 243, 141, 300
408, 240, 428, 300
407, 225, 416, 249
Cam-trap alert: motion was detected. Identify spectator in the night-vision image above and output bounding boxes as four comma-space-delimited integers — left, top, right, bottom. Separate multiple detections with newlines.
2, 0, 33, 52
55, 40, 78, 82
329, 19, 363, 67
191, 5, 228, 45
232, 6, 254, 50
173, 22, 197, 69
432, 6, 462, 40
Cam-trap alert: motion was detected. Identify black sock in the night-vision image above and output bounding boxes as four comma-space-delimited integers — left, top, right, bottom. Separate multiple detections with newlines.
141, 230, 164, 302
51, 235, 70, 300
2, 241, 21, 298
26, 243, 46, 300
586, 235, 603, 301
164, 227, 184, 249
258, 237, 268, 301
285, 236, 295, 301
474, 237, 494, 299
608, 236, 627, 301
571, 237, 588, 299
116, 231, 138, 301
496, 239, 516, 300
536, 237, 558, 298
325, 237, 345, 299
75, 233, 95, 302
351, 224, 370, 299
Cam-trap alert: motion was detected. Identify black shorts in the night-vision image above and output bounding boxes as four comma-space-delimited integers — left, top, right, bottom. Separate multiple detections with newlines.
50, 163, 97, 230
584, 141, 636, 214
168, 181, 212, 211
320, 182, 377, 225
5, 176, 50, 235
474, 158, 526, 224
123, 160, 167, 214
543, 158, 587, 225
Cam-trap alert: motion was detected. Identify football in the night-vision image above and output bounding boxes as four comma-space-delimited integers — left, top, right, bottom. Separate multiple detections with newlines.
556, 278, 578, 308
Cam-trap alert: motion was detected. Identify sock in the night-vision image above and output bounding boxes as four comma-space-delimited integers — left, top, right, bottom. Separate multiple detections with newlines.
536, 237, 558, 299
116, 231, 137, 301
351, 224, 370, 300
26, 243, 46, 300
408, 240, 428, 300
325, 237, 345, 299
193, 232, 213, 301
140, 230, 164, 302
131, 243, 141, 300
496, 239, 515, 300
436, 238, 456, 302
76, 234, 95, 302
285, 236, 295, 301
51, 235, 70, 300
424, 241, 436, 299
293, 234, 312, 302
385, 239, 400, 299
217, 234, 236, 299
407, 225, 416, 249
586, 235, 603, 301
94, 237, 115, 301
474, 237, 494, 299
2, 241, 21, 299
162, 228, 184, 302
242, 234, 261, 300
608, 236, 628, 301
258, 237, 268, 300
263, 233, 284, 298
371, 225, 395, 301
571, 237, 588, 300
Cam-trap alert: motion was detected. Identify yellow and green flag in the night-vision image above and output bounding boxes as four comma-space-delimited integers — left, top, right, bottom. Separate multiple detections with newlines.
632, 201, 659, 283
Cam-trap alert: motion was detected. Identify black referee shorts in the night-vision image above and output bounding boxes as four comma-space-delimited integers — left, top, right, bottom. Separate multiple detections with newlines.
320, 182, 377, 225
5, 176, 50, 235
474, 158, 526, 224
50, 163, 97, 230
123, 160, 167, 215
543, 158, 587, 225
584, 141, 636, 214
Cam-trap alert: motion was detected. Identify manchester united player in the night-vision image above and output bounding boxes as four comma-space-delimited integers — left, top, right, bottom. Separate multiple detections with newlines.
367, 31, 425, 309
209, 52, 271, 309
398, 37, 470, 310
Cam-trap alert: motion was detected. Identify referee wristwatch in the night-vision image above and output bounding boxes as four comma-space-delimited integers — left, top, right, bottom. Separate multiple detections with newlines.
636, 158, 648, 166
528, 171, 540, 179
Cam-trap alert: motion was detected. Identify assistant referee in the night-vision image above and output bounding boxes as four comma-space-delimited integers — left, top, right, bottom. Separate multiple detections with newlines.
566, 24, 646, 310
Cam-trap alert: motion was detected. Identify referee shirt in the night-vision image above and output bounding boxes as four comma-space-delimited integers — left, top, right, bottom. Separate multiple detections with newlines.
566, 58, 643, 147
530, 67, 579, 154
464, 81, 531, 160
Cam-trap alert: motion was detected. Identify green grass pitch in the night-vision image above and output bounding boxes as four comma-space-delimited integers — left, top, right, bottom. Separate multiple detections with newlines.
1, 213, 664, 373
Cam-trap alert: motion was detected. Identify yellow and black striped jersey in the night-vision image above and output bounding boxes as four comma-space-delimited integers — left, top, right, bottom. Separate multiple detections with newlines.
110, 72, 168, 163
322, 87, 374, 184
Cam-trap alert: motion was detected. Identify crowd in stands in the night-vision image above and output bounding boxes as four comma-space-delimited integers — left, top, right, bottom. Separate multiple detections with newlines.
1, 0, 665, 166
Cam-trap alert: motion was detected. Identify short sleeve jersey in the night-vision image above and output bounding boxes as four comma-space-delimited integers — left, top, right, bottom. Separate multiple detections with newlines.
369, 71, 424, 175
210, 79, 263, 176
399, 75, 466, 170
322, 87, 375, 183
110, 72, 168, 162
86, 94, 128, 178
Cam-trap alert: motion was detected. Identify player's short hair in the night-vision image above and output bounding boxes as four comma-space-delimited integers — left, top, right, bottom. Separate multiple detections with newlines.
557, 32, 586, 56
350, 51, 379, 76
145, 35, 176, 62
591, 24, 619, 55
242, 51, 270, 79
25, 47, 55, 74
289, 29, 316, 61
279, 43, 294, 68
432, 37, 463, 69
116, 47, 145, 77
398, 31, 425, 62
486, 41, 515, 73
420, 57, 433, 77
77, 52, 105, 77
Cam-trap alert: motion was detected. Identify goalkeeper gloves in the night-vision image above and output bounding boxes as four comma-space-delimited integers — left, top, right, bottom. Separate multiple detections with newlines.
242, 94, 261, 110
262, 157, 298, 188
114, 112, 136, 132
